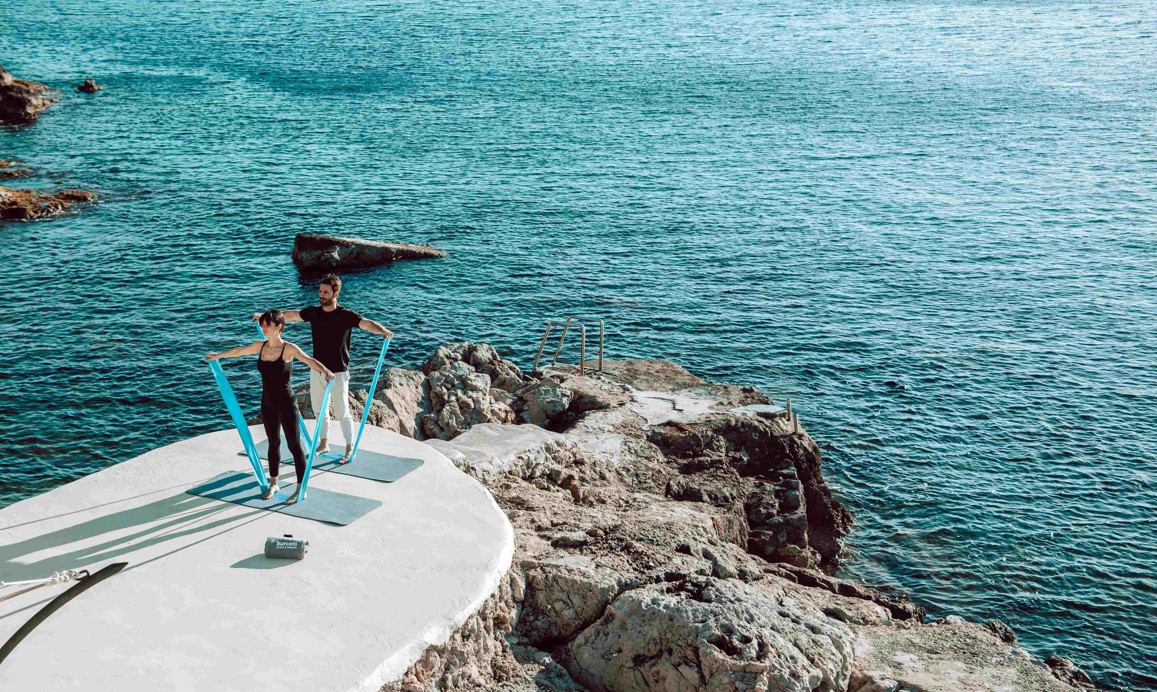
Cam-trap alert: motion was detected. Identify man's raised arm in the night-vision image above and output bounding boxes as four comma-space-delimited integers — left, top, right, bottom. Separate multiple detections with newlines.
358, 318, 394, 339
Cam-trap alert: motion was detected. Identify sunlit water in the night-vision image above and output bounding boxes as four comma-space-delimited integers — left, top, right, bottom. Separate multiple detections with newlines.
2, 0, 1155, 687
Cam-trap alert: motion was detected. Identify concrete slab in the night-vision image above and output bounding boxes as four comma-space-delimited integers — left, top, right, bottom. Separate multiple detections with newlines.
0, 425, 513, 692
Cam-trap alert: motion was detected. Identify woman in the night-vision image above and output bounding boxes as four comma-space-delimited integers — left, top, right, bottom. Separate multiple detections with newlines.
207, 310, 334, 503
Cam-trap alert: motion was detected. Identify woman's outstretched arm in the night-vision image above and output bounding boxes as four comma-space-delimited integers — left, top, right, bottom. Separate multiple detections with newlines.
285, 342, 334, 379
207, 341, 263, 360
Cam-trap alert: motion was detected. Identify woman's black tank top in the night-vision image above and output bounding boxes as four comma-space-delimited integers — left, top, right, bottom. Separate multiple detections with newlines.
257, 342, 293, 399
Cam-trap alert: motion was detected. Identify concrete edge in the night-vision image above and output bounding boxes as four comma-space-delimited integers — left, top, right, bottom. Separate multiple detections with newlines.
358, 462, 516, 690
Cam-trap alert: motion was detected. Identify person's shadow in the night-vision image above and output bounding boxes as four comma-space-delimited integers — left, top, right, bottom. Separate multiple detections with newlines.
0, 491, 258, 587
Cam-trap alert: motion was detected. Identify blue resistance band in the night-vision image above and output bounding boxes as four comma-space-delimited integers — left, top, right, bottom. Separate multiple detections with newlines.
254, 320, 391, 470
296, 378, 332, 500
349, 338, 391, 464
209, 360, 269, 494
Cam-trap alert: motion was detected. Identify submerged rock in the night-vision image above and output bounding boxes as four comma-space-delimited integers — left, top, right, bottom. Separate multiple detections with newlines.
0, 186, 96, 221
291, 231, 446, 271
0, 159, 32, 179
0, 65, 55, 125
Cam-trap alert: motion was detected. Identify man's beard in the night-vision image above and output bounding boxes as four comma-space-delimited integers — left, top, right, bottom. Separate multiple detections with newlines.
320, 296, 334, 306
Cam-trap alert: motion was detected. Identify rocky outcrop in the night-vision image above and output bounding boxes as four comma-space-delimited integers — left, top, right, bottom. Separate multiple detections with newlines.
1, 186, 96, 221
0, 159, 32, 180
76, 78, 102, 93
0, 66, 54, 125
287, 344, 1096, 690
420, 343, 523, 440
1045, 656, 1097, 690
291, 232, 446, 271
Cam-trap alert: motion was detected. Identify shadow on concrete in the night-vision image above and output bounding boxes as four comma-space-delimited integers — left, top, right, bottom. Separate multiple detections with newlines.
230, 554, 297, 570
0, 490, 260, 585
0, 481, 204, 532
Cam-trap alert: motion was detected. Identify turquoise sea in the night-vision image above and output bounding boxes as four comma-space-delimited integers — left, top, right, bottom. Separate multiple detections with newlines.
2, 0, 1155, 687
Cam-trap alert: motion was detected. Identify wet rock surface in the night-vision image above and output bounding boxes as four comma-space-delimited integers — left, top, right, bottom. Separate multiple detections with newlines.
374, 346, 1094, 690
1, 186, 96, 221
0, 159, 33, 180
291, 231, 446, 270
0, 65, 55, 125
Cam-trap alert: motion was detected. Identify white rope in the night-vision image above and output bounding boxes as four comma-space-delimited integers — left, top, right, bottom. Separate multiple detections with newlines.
1, 570, 84, 590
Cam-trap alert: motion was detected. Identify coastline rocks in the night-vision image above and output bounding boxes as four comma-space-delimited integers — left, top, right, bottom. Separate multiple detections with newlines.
291, 232, 446, 271
0, 65, 55, 125
77, 78, 102, 93
1, 186, 96, 221
308, 345, 1097, 690
1045, 656, 1097, 690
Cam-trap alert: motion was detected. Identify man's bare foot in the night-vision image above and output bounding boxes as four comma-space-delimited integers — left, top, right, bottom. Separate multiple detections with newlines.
316, 439, 330, 455
339, 444, 354, 464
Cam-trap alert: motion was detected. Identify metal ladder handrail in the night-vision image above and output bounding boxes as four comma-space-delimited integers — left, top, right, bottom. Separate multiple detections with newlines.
532, 316, 604, 375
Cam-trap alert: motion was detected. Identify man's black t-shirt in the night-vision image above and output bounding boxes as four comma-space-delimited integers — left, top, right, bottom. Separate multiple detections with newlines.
300, 305, 363, 373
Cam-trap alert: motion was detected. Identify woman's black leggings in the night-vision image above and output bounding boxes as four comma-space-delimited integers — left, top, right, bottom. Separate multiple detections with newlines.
261, 395, 307, 484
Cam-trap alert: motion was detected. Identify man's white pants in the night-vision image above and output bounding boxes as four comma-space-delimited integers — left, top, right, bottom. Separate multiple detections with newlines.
310, 370, 353, 446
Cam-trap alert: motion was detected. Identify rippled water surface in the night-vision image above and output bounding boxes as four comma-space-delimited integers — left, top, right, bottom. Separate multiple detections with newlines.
2, 0, 1155, 687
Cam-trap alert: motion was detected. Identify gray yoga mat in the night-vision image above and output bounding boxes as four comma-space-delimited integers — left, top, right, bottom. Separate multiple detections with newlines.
186, 471, 382, 525
249, 440, 424, 483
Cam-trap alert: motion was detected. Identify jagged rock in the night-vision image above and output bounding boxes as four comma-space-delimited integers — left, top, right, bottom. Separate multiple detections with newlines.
291, 231, 446, 271
1045, 656, 1096, 690
418, 343, 526, 440
648, 413, 852, 568
1, 186, 95, 221
568, 577, 854, 692
76, 78, 103, 93
517, 555, 633, 645
984, 619, 1018, 644
0, 65, 55, 125
518, 380, 574, 427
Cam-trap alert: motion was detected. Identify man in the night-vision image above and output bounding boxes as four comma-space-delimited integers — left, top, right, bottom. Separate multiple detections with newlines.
254, 275, 393, 463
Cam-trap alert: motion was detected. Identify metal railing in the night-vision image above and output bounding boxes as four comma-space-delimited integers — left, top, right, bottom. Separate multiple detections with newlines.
532, 316, 604, 375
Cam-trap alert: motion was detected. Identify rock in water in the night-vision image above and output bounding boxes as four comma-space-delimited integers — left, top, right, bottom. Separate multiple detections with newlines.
0, 159, 33, 180
1, 186, 96, 222
291, 232, 446, 271
77, 78, 103, 93
0, 65, 55, 125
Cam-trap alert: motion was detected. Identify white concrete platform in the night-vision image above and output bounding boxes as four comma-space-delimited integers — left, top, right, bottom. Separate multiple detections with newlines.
0, 425, 514, 691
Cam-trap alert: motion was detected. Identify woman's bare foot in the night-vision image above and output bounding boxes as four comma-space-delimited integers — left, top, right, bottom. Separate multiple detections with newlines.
262, 483, 279, 501
286, 489, 301, 505
339, 444, 354, 464
315, 439, 330, 455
